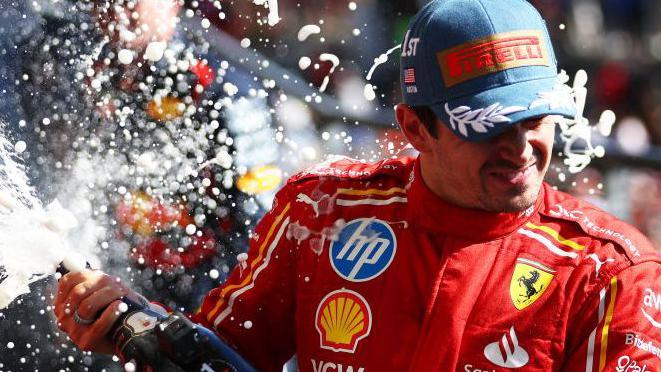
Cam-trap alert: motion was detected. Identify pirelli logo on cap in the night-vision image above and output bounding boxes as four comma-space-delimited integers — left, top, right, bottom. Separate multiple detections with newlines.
436, 30, 550, 87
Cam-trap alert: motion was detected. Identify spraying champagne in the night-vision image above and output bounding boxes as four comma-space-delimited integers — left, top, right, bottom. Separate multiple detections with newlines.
57, 261, 257, 372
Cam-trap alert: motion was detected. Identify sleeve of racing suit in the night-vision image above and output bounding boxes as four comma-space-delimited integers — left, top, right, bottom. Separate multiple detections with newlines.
191, 184, 298, 371
563, 259, 661, 371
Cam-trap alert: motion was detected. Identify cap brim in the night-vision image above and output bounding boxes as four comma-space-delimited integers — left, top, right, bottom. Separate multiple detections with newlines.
430, 76, 576, 142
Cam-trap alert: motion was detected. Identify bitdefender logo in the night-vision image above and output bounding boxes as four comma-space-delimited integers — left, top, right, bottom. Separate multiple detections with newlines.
483, 327, 529, 368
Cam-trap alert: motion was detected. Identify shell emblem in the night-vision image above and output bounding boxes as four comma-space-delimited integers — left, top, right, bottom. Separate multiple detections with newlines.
315, 289, 372, 353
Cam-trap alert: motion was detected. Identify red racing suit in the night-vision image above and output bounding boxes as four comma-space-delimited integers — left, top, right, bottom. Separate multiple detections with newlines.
192, 155, 661, 372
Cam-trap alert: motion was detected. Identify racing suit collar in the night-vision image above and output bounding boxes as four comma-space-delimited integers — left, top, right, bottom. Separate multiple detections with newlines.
407, 158, 544, 241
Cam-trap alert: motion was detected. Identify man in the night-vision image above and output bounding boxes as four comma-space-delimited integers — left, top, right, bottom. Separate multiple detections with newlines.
55, 0, 660, 371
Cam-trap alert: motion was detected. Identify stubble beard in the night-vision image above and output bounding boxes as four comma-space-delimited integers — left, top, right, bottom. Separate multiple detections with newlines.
478, 176, 543, 213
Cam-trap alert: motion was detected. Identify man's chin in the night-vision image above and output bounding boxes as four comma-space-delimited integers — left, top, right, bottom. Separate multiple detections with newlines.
480, 183, 541, 213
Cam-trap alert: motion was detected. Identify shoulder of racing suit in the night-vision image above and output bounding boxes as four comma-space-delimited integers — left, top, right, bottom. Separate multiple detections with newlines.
537, 185, 660, 367
280, 155, 415, 210
538, 183, 659, 297
540, 184, 658, 265
287, 154, 416, 186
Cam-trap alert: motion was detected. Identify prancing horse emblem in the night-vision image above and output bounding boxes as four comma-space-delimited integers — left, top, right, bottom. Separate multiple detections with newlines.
510, 259, 555, 310
518, 270, 541, 300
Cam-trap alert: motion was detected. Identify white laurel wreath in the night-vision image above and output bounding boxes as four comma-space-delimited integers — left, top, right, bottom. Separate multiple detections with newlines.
444, 102, 527, 137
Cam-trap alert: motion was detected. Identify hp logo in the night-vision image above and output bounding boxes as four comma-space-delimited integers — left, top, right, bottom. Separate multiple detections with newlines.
330, 218, 397, 282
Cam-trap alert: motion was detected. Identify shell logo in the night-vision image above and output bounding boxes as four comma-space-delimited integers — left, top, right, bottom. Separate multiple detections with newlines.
315, 289, 372, 353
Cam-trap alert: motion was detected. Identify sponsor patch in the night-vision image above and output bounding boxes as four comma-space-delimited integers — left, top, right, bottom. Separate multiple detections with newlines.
510, 258, 554, 310
315, 289, 372, 353
483, 326, 529, 368
642, 288, 661, 329
436, 30, 550, 87
330, 218, 396, 282
625, 333, 661, 360
548, 204, 642, 257
616, 355, 651, 372
311, 359, 365, 372
464, 364, 497, 372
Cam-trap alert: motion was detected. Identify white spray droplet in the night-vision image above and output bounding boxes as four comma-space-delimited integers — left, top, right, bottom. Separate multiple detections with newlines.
574, 69, 588, 88
124, 362, 136, 372
363, 84, 376, 101
209, 269, 219, 279
223, 82, 239, 96
14, 141, 26, 154
265, 0, 280, 26
240, 38, 251, 48
297, 24, 321, 42
201, 18, 211, 29
185, 224, 197, 235
298, 56, 312, 70
352, 28, 361, 36
243, 320, 253, 329
366, 44, 401, 81
7, 342, 14, 349
598, 110, 616, 136
144, 42, 167, 62
593, 146, 605, 158
62, 252, 86, 274
348, 2, 357, 11
117, 49, 134, 65
237, 253, 248, 262
118, 302, 129, 313
318, 53, 340, 92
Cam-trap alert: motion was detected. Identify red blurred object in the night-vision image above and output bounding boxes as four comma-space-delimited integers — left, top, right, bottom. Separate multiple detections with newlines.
594, 62, 631, 108
191, 60, 216, 87
116, 191, 193, 236
131, 230, 217, 270
377, 128, 410, 155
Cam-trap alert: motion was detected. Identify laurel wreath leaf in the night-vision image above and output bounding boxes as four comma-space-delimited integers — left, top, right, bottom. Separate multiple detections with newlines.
444, 103, 526, 138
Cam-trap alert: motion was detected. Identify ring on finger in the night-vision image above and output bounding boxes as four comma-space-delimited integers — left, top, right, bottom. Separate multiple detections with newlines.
73, 310, 95, 325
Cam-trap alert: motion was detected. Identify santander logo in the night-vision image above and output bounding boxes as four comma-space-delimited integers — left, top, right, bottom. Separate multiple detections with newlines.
483, 327, 529, 368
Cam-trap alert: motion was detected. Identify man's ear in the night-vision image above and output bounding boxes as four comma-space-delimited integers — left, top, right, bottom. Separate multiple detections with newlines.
395, 104, 435, 153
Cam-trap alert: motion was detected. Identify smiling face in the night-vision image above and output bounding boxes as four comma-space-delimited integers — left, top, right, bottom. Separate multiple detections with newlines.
397, 105, 556, 213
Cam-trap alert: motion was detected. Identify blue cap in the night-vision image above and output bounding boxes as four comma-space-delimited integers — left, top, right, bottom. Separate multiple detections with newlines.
400, 0, 576, 142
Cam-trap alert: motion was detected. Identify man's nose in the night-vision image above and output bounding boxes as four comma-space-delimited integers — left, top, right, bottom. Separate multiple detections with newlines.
493, 125, 533, 164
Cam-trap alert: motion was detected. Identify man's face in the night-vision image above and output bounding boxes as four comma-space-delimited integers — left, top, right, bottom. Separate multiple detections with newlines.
419, 115, 556, 213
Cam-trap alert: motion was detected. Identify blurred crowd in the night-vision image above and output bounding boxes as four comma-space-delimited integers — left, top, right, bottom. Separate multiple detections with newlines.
0, 0, 658, 370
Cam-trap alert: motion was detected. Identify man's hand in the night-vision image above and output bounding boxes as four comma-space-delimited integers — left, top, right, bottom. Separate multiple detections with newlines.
54, 270, 140, 354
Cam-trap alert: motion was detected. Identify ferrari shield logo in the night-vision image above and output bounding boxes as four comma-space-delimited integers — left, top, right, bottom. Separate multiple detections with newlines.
510, 258, 555, 310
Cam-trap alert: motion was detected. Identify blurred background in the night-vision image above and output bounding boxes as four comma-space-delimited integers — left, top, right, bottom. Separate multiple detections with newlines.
0, 0, 658, 370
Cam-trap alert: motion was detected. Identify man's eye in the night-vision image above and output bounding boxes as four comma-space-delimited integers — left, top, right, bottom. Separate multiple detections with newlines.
522, 117, 547, 129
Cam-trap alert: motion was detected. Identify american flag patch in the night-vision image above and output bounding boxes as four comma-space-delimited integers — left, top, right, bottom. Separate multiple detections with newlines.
404, 68, 416, 84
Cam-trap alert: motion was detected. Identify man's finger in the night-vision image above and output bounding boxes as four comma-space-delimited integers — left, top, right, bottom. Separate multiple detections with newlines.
57, 271, 89, 298
76, 285, 127, 321
89, 299, 124, 344
56, 270, 99, 308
